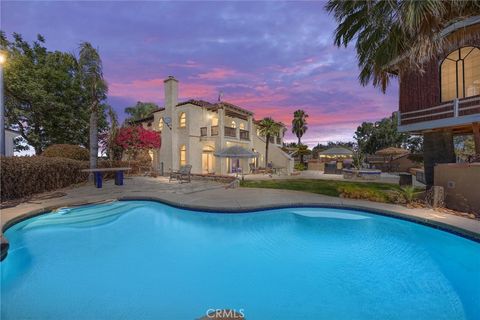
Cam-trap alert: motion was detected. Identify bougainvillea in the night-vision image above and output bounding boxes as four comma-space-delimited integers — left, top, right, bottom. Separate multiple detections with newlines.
115, 126, 161, 156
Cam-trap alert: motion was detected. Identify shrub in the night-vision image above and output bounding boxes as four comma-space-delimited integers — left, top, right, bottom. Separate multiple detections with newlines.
1, 156, 89, 201
337, 185, 388, 203
294, 163, 307, 171
43, 144, 90, 161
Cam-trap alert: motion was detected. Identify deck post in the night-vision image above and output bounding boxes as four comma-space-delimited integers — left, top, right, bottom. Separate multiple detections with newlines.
473, 122, 480, 156
453, 99, 459, 117
423, 130, 456, 187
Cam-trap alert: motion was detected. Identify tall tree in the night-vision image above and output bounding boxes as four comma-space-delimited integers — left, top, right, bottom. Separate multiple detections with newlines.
257, 117, 281, 167
124, 101, 158, 123
78, 42, 107, 172
354, 113, 421, 154
325, 0, 480, 91
1, 33, 100, 154
291, 109, 308, 145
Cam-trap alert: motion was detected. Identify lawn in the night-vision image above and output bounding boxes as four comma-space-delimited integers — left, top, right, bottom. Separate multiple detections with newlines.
240, 179, 415, 204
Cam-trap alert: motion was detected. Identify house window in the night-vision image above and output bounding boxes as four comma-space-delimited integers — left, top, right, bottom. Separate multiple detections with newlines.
158, 117, 164, 131
179, 112, 186, 128
231, 121, 236, 128
211, 117, 218, 126
179, 145, 186, 166
239, 123, 245, 130
441, 46, 480, 102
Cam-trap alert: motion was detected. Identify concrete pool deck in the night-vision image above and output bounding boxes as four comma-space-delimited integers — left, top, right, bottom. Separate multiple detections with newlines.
1, 176, 479, 242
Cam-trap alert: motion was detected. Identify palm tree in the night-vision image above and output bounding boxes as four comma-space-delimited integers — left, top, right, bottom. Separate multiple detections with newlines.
292, 109, 309, 162
257, 117, 281, 167
124, 101, 158, 123
325, 0, 480, 92
78, 42, 107, 176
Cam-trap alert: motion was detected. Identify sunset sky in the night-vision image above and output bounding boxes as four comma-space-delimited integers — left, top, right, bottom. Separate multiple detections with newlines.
2, 1, 398, 146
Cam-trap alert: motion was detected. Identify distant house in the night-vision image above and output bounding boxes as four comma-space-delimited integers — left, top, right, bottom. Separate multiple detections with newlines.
5, 129, 20, 157
135, 76, 293, 175
396, 17, 480, 186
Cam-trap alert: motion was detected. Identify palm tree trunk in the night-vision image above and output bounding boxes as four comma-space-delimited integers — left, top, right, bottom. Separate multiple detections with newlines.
265, 134, 270, 167
298, 137, 303, 163
89, 105, 98, 182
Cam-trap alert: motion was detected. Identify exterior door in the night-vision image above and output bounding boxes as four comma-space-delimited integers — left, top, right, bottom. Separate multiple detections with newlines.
202, 152, 215, 174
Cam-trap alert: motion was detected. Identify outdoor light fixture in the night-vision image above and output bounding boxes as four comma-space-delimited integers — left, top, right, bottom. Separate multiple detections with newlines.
0, 53, 6, 65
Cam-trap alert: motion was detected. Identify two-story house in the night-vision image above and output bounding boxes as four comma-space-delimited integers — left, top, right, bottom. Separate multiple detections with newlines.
137, 76, 293, 175
396, 17, 479, 213
396, 17, 480, 185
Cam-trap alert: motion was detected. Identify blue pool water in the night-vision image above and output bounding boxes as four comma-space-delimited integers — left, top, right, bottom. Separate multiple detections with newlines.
1, 201, 479, 320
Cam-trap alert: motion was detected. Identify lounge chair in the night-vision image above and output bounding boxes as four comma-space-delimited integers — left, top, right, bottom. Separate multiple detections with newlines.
169, 165, 192, 183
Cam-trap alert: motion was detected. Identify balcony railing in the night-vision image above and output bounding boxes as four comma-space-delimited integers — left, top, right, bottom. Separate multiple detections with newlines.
240, 129, 249, 140
225, 126, 237, 138
211, 126, 219, 136
200, 127, 207, 137
276, 137, 281, 145
399, 95, 480, 127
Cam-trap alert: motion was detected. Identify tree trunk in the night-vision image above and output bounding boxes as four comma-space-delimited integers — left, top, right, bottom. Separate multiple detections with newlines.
89, 106, 98, 182
298, 136, 303, 163
423, 130, 455, 188
265, 134, 270, 167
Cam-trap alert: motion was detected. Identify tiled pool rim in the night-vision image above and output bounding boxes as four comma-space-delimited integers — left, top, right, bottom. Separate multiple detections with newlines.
1, 196, 479, 261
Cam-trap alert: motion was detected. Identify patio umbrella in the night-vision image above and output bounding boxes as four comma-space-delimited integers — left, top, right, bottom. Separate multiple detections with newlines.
214, 146, 258, 178
214, 146, 258, 158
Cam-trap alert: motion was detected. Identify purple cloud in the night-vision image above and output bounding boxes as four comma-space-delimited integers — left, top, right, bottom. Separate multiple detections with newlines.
1, 1, 398, 145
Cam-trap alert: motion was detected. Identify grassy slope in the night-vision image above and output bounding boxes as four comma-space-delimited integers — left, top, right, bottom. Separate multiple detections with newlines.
240, 179, 406, 202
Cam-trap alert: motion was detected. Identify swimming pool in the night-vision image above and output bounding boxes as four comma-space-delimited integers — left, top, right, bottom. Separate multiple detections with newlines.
1, 201, 479, 319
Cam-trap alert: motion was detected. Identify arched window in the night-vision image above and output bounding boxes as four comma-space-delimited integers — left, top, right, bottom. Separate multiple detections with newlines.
441, 46, 480, 102
179, 145, 186, 166
231, 121, 236, 128
158, 117, 163, 131
179, 112, 186, 128
239, 123, 245, 130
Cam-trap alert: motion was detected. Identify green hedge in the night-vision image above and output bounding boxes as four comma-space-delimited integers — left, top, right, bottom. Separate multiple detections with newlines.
1, 157, 145, 202
1, 156, 89, 202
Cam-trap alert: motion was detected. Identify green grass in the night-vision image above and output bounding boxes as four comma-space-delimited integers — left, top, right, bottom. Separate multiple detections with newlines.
240, 179, 413, 203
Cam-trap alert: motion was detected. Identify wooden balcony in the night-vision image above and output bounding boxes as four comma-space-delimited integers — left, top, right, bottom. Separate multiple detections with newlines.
398, 95, 480, 133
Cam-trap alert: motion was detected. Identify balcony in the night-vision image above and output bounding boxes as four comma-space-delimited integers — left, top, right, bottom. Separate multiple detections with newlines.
200, 127, 207, 137
240, 129, 249, 141
211, 126, 219, 136
398, 95, 480, 132
224, 126, 236, 138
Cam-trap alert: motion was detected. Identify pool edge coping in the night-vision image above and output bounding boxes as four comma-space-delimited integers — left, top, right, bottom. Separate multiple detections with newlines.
1, 196, 479, 261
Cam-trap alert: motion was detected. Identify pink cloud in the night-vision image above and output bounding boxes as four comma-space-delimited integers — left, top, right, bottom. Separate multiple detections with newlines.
193, 68, 240, 80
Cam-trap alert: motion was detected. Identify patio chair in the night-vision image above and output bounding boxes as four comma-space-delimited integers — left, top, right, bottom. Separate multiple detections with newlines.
169, 165, 192, 183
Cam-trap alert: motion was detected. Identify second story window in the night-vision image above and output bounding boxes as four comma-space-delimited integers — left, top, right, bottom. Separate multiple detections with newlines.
179, 112, 186, 128
158, 117, 164, 131
440, 46, 480, 102
231, 121, 236, 128
239, 123, 245, 130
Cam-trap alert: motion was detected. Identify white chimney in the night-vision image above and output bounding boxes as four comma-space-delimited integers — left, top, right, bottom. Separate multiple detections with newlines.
164, 76, 178, 109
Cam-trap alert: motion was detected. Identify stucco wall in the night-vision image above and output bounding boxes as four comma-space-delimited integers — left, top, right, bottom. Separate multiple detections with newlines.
253, 134, 293, 173
434, 163, 480, 214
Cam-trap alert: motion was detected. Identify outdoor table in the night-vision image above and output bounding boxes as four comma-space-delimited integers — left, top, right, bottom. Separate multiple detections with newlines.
81, 167, 131, 188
